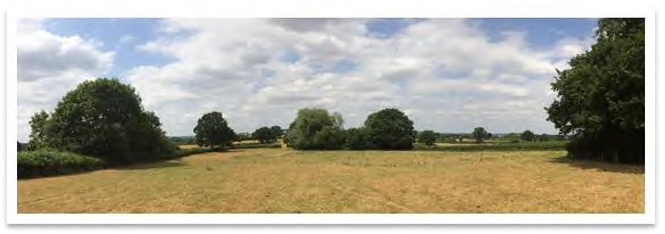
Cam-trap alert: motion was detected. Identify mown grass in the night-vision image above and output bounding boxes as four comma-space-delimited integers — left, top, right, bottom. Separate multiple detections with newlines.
17, 148, 643, 213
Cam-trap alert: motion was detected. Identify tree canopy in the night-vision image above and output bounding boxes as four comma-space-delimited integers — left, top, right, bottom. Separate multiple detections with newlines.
29, 78, 175, 164
253, 126, 278, 143
546, 18, 644, 164
520, 130, 536, 142
284, 108, 345, 150
364, 108, 415, 150
418, 130, 438, 146
193, 111, 237, 149
471, 127, 489, 143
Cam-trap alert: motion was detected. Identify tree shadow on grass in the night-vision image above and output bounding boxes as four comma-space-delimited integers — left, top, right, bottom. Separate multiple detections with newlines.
548, 155, 644, 175
116, 160, 187, 170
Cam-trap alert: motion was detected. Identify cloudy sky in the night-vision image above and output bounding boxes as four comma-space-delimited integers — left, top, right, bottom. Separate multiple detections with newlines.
16, 18, 598, 141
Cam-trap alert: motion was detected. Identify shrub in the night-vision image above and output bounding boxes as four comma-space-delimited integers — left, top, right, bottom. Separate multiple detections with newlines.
18, 150, 105, 179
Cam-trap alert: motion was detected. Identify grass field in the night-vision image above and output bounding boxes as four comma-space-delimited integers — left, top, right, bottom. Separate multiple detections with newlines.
17, 148, 644, 213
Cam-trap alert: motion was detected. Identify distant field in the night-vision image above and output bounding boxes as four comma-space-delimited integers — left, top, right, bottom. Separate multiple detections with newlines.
17, 148, 644, 213
177, 144, 200, 149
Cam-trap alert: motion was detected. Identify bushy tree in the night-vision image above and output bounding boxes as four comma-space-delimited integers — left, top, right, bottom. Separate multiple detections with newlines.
546, 18, 644, 164
284, 108, 345, 150
344, 127, 369, 150
418, 130, 438, 146
31, 78, 175, 164
253, 126, 277, 143
364, 108, 415, 150
194, 111, 237, 149
521, 130, 536, 142
471, 127, 489, 143
27, 110, 49, 150
270, 125, 283, 138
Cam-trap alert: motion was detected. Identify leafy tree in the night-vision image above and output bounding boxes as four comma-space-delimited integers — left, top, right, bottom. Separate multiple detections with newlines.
546, 18, 644, 164
418, 130, 438, 146
364, 108, 415, 150
521, 130, 536, 142
344, 127, 369, 150
253, 126, 277, 143
270, 125, 283, 138
194, 111, 237, 149
35, 78, 175, 164
471, 127, 489, 143
284, 108, 345, 150
27, 110, 49, 150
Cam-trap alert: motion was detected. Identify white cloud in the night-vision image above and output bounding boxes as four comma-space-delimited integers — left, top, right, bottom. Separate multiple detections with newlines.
124, 18, 598, 136
17, 18, 597, 141
16, 19, 114, 142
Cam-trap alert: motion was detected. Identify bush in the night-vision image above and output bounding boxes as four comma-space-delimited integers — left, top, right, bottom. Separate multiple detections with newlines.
18, 150, 105, 179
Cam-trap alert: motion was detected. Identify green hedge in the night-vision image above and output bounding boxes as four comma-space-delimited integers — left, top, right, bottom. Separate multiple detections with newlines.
414, 141, 567, 152
18, 150, 105, 179
233, 142, 281, 149
173, 147, 217, 158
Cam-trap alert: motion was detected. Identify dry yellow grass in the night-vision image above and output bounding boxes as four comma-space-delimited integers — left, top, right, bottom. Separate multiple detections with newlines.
17, 148, 644, 213
177, 144, 200, 149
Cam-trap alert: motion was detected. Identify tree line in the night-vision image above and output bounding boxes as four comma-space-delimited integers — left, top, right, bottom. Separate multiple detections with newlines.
546, 18, 644, 164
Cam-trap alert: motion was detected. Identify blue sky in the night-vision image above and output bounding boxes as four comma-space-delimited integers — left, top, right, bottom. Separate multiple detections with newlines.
17, 18, 598, 141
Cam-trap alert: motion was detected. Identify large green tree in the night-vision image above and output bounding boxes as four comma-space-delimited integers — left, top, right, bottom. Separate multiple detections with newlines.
471, 127, 489, 143
32, 78, 175, 164
193, 111, 237, 149
546, 18, 644, 164
364, 108, 415, 150
284, 108, 345, 150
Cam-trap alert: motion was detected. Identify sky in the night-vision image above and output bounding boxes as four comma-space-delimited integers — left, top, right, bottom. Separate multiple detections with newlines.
16, 18, 598, 142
